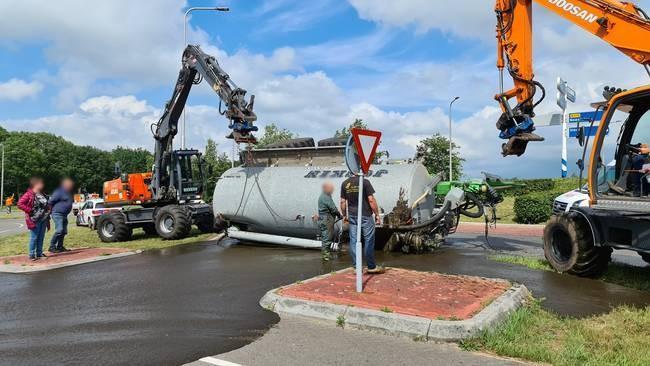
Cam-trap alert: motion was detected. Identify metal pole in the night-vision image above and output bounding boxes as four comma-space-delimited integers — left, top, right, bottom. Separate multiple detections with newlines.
356, 172, 364, 293
449, 97, 460, 181
561, 105, 568, 178
0, 144, 4, 210
182, 6, 230, 150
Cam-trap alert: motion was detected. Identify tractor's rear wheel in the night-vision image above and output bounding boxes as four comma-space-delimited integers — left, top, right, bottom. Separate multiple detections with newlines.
155, 205, 192, 240
196, 216, 216, 233
543, 214, 611, 277
97, 212, 133, 243
142, 223, 157, 236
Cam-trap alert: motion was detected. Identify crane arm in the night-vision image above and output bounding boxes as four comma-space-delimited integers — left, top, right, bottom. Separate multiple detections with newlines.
151, 45, 258, 200
494, 0, 650, 157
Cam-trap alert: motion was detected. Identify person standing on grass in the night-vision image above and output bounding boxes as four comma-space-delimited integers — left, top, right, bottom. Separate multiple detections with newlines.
48, 178, 74, 253
17, 177, 50, 261
340, 175, 384, 274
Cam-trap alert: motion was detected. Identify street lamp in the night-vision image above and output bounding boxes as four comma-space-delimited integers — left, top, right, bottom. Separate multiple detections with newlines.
449, 96, 460, 181
182, 6, 230, 150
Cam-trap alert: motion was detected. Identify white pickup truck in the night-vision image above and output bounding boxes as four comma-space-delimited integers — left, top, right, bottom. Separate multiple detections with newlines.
552, 161, 615, 214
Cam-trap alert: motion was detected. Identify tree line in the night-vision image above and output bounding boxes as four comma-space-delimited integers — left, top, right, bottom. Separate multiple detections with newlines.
0, 126, 153, 196
0, 119, 464, 199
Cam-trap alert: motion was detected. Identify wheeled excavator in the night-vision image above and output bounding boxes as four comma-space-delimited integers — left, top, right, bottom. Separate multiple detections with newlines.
97, 45, 258, 242
494, 0, 650, 275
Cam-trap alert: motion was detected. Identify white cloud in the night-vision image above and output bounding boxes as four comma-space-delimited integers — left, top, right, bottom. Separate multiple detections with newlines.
348, 0, 493, 39
0, 79, 43, 101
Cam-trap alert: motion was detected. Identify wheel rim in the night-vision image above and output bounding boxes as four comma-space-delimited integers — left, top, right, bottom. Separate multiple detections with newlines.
101, 222, 115, 238
550, 228, 572, 263
159, 214, 175, 234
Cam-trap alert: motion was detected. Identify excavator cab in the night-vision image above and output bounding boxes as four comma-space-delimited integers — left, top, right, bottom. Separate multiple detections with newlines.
172, 149, 207, 203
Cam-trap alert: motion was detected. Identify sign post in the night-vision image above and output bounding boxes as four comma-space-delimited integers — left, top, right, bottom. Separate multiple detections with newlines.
557, 77, 576, 178
345, 128, 382, 293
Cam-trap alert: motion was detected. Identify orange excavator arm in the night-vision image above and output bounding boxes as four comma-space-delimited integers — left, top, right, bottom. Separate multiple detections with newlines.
494, 0, 650, 157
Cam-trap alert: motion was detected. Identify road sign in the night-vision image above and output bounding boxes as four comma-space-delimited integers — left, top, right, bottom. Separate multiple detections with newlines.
569, 126, 607, 138
347, 128, 382, 294
350, 128, 382, 175
568, 111, 604, 123
556, 92, 567, 110
566, 86, 576, 103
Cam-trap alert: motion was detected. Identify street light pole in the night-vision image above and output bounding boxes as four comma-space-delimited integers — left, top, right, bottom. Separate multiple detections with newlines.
0, 144, 5, 209
182, 6, 230, 150
449, 97, 460, 181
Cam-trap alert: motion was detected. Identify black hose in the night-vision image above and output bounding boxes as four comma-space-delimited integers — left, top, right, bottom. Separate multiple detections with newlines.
390, 201, 452, 232
459, 192, 485, 219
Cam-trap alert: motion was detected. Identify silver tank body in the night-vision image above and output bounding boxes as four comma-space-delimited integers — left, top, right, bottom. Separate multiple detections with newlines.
213, 163, 439, 239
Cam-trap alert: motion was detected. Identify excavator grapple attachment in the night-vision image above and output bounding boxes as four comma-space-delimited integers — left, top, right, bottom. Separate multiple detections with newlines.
501, 132, 544, 157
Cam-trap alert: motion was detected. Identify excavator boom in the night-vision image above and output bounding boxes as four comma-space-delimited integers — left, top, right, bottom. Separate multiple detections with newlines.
494, 0, 650, 156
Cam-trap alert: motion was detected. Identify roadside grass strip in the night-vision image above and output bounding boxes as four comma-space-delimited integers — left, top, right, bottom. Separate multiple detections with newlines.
489, 254, 650, 292
0, 224, 213, 257
461, 300, 650, 366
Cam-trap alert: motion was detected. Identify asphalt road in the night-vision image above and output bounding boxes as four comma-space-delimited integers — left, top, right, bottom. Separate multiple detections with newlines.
188, 317, 524, 366
2, 233, 649, 366
0, 218, 24, 237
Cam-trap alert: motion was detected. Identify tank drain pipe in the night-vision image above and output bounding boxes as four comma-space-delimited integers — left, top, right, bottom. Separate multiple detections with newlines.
227, 227, 322, 249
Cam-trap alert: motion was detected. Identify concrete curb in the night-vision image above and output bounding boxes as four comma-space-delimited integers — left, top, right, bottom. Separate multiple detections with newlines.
260, 280, 530, 341
0, 251, 140, 274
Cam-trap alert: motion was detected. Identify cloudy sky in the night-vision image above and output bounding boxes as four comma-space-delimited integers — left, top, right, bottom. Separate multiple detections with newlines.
0, 0, 648, 178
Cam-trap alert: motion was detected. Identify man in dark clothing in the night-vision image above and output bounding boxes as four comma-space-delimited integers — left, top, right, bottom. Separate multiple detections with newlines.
318, 182, 342, 261
340, 175, 384, 274
49, 178, 74, 253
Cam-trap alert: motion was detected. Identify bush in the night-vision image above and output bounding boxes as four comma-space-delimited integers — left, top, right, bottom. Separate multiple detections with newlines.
501, 178, 555, 197
513, 191, 560, 224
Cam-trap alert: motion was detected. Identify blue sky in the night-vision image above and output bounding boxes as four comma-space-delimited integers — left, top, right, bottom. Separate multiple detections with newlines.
0, 0, 648, 179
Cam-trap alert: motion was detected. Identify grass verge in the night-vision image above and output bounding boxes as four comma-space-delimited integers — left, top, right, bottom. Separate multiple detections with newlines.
461, 196, 516, 224
0, 224, 213, 257
490, 254, 650, 292
461, 300, 650, 366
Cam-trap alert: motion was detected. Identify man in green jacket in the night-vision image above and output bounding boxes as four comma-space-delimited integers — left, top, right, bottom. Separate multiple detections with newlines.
318, 182, 342, 261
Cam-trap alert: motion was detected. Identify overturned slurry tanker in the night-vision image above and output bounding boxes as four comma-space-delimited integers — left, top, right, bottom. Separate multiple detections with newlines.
213, 138, 471, 253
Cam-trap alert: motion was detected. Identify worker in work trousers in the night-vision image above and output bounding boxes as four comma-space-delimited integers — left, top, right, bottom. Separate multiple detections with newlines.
340, 175, 384, 274
318, 182, 342, 261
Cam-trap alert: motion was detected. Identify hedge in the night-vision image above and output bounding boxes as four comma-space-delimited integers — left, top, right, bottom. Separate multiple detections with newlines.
513, 191, 563, 224
500, 178, 555, 197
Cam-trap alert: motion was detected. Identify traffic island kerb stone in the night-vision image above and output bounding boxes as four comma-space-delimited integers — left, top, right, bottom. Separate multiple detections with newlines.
260, 268, 530, 341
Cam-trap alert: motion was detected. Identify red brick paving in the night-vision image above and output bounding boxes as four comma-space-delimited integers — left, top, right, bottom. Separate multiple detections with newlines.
456, 222, 543, 237
2, 247, 131, 267
279, 268, 510, 320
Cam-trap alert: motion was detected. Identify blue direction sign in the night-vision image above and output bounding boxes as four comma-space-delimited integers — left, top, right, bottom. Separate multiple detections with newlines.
568, 111, 604, 123
569, 126, 608, 138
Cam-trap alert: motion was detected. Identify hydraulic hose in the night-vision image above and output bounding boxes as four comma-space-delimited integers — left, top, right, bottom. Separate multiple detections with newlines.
390, 201, 452, 232
459, 192, 485, 219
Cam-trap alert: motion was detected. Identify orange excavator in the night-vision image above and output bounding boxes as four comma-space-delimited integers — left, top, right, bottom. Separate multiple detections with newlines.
494, 0, 650, 156
96, 45, 258, 242
493, 0, 650, 276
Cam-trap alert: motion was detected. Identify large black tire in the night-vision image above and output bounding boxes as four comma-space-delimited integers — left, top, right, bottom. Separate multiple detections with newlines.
196, 216, 216, 233
141, 223, 157, 236
155, 205, 192, 240
97, 212, 133, 243
543, 214, 612, 277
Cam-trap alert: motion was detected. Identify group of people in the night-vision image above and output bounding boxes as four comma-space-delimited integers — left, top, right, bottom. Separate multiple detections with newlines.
317, 175, 384, 274
17, 177, 75, 260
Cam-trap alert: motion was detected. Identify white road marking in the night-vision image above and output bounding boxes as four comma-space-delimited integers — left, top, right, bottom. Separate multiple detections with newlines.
199, 357, 243, 366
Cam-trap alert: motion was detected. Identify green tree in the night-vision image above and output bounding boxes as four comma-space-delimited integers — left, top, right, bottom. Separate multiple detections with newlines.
415, 133, 464, 180
256, 123, 296, 148
334, 118, 368, 138
111, 146, 154, 174
203, 138, 233, 201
